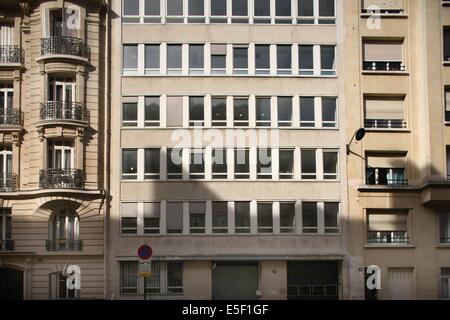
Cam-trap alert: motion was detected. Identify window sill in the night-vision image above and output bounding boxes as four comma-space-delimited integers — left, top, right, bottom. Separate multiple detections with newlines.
436, 244, 450, 248
120, 126, 340, 131
364, 244, 415, 248
361, 70, 409, 76
443, 61, 450, 66
364, 127, 410, 133
121, 179, 341, 183
121, 73, 338, 79
119, 233, 342, 237
360, 13, 408, 18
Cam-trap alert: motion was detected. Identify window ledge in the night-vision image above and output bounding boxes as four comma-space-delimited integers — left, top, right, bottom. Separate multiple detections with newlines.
436, 244, 450, 248
364, 128, 410, 133
119, 233, 342, 237
121, 179, 341, 183
358, 185, 420, 192
361, 70, 409, 76
360, 13, 408, 18
120, 126, 340, 131
122, 74, 338, 79
443, 61, 450, 66
364, 244, 415, 249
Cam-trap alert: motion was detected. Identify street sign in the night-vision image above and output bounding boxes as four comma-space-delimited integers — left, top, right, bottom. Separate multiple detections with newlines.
138, 261, 152, 278
137, 244, 153, 260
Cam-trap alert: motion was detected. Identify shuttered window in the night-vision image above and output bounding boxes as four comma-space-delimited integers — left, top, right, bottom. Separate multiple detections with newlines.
166, 202, 183, 233
166, 96, 183, 127
368, 211, 408, 231
363, 41, 403, 61
366, 154, 406, 168
364, 96, 404, 120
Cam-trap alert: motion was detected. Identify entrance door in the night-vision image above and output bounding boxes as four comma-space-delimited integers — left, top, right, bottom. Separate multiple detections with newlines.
387, 268, 413, 300
0, 267, 23, 300
212, 262, 259, 300
287, 261, 339, 300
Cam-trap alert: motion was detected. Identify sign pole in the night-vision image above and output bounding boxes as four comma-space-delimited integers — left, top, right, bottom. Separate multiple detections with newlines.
137, 244, 153, 302
144, 277, 147, 301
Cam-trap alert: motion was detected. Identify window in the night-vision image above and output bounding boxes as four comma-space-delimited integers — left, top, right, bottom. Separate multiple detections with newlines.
298, 0, 314, 24
0, 208, 12, 251
189, 44, 204, 74
211, 44, 227, 74
167, 148, 183, 179
190, 149, 205, 179
366, 154, 407, 185
299, 45, 314, 75
145, 96, 160, 126
279, 149, 294, 179
439, 212, 450, 244
0, 84, 13, 119
49, 272, 77, 299
233, 45, 248, 74
361, 0, 404, 14
122, 149, 137, 179
121, 203, 138, 234
322, 97, 337, 127
167, 44, 182, 74
212, 201, 228, 233
122, 0, 140, 23
445, 87, 450, 122
256, 97, 271, 127
364, 96, 405, 129
298, 0, 335, 24
324, 202, 339, 233
145, 44, 160, 74
280, 202, 295, 233
189, 202, 206, 233
323, 150, 338, 180
442, 268, 450, 299
122, 98, 138, 127
321, 45, 336, 75
300, 97, 315, 127
444, 27, 450, 61
277, 45, 292, 74
188, 0, 205, 22
211, 0, 227, 23
275, 0, 292, 24
254, 0, 270, 23
49, 210, 80, 251
144, 0, 161, 22
318, 0, 335, 23
123, 44, 138, 70
257, 202, 273, 233
278, 97, 293, 126
302, 202, 317, 233
367, 210, 409, 244
47, 141, 74, 170
447, 146, 450, 179
189, 96, 204, 126
167, 0, 184, 22
144, 202, 160, 234
120, 261, 183, 295
257, 148, 272, 179
212, 148, 227, 179
211, 97, 227, 126
166, 202, 183, 233
144, 148, 160, 179
235, 201, 250, 233
233, 97, 249, 126
301, 149, 316, 179
255, 45, 270, 74
235, 149, 249, 179
166, 96, 183, 127
363, 40, 404, 71
232, 0, 249, 23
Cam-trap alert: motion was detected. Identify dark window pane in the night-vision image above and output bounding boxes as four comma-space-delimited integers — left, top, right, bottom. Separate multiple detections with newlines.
279, 150, 294, 174
255, 45, 270, 69
278, 97, 292, 123
167, 149, 182, 175
212, 0, 227, 15
301, 150, 316, 176
212, 98, 227, 123
235, 202, 250, 230
212, 149, 227, 175
124, 0, 139, 15
212, 202, 228, 231
257, 149, 272, 176
123, 103, 137, 123
167, 0, 183, 15
212, 55, 226, 68
277, 45, 292, 69
234, 98, 248, 123
122, 150, 137, 174
145, 149, 160, 174
145, 0, 160, 15
145, 96, 160, 122
167, 45, 182, 68
256, 98, 271, 122
276, 0, 292, 16
300, 97, 315, 126
302, 202, 317, 230
298, 0, 314, 16
321, 46, 335, 69
323, 152, 338, 176
145, 45, 160, 68
233, 47, 248, 69
123, 45, 138, 69
255, 0, 270, 16
444, 28, 450, 60
280, 203, 295, 230
258, 203, 273, 232
232, 0, 248, 16
189, 0, 204, 15
322, 98, 337, 124
319, 0, 335, 16
189, 96, 204, 124
235, 149, 249, 174
299, 45, 314, 69
324, 202, 339, 229
189, 45, 204, 68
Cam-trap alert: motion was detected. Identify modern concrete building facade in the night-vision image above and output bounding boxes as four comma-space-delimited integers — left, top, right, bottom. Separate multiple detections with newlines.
0, 0, 107, 299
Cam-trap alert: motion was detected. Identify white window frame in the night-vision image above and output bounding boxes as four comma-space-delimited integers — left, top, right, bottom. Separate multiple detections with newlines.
48, 142, 74, 170
233, 45, 249, 75
0, 84, 13, 112
50, 209, 80, 242
122, 0, 142, 23
322, 149, 339, 180
143, 0, 163, 23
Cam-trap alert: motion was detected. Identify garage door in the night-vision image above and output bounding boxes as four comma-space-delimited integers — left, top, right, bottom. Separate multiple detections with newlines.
212, 262, 259, 300
387, 268, 413, 300
0, 267, 23, 300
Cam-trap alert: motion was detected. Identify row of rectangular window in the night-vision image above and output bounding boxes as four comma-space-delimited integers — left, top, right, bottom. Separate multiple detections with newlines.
120, 200, 340, 235
122, 0, 335, 25
121, 147, 339, 181
122, 95, 337, 128
123, 43, 336, 77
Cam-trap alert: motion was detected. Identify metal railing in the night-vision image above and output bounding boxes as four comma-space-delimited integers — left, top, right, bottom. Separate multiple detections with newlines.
446, 111, 450, 122
0, 45, 24, 64
361, 9, 404, 14
364, 119, 407, 129
40, 101, 88, 122
39, 169, 85, 189
363, 61, 405, 72
367, 231, 410, 244
366, 168, 408, 186
0, 173, 18, 192
0, 108, 23, 126
40, 36, 89, 58
0, 239, 14, 251
46, 239, 82, 251
439, 237, 450, 244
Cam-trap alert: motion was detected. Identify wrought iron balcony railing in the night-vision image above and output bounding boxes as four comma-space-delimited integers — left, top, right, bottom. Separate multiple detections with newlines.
0, 108, 23, 126
440, 237, 450, 244
46, 239, 82, 251
364, 119, 407, 129
367, 231, 410, 244
0, 239, 14, 251
366, 168, 408, 186
40, 36, 89, 58
363, 61, 405, 72
39, 169, 85, 189
40, 101, 88, 122
0, 173, 18, 192
0, 45, 24, 64
446, 111, 450, 122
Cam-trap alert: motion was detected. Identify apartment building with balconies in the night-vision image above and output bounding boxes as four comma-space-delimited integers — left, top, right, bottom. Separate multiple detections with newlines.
345, 0, 450, 299
0, 0, 107, 299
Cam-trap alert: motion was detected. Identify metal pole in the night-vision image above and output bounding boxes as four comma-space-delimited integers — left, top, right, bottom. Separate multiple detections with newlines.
144, 277, 146, 301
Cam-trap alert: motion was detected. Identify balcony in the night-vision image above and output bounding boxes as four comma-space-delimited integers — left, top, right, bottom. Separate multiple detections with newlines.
0, 45, 24, 64
46, 239, 82, 251
367, 231, 410, 244
366, 168, 408, 186
39, 169, 85, 189
40, 36, 88, 59
0, 173, 18, 192
0, 108, 23, 127
363, 61, 405, 72
0, 239, 14, 251
364, 119, 407, 129
40, 101, 88, 124
361, 9, 404, 14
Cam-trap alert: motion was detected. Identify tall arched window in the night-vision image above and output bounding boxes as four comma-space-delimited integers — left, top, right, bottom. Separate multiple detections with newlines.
48, 209, 80, 250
